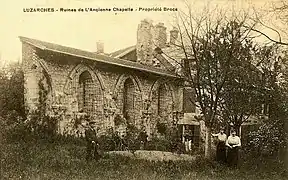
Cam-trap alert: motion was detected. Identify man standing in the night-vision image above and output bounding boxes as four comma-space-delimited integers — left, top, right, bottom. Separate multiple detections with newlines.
85, 118, 100, 161
138, 129, 148, 150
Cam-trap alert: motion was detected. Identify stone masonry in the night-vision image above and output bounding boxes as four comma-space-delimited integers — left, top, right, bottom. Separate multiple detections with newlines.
20, 20, 185, 138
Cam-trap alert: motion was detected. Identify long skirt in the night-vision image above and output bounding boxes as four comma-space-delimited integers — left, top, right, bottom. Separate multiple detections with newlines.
216, 141, 226, 163
227, 147, 239, 167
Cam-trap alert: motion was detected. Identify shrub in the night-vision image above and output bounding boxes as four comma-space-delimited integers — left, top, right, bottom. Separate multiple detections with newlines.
98, 133, 119, 151
0, 113, 29, 143
243, 121, 287, 159
146, 136, 171, 151
123, 123, 141, 152
156, 122, 167, 135
0, 64, 26, 119
25, 110, 57, 140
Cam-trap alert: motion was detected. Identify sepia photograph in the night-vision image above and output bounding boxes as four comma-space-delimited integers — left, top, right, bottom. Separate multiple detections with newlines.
0, 0, 287, 179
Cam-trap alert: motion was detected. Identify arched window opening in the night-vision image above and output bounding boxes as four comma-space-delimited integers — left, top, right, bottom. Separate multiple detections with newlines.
77, 71, 103, 119
78, 71, 93, 114
157, 83, 167, 117
151, 82, 173, 122
123, 78, 135, 123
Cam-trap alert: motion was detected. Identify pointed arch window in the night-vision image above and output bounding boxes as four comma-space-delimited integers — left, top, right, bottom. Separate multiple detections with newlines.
78, 71, 93, 114
157, 83, 167, 117
123, 78, 135, 123
77, 71, 103, 118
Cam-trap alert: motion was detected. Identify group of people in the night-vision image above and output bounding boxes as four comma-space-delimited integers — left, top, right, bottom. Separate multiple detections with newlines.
212, 128, 241, 167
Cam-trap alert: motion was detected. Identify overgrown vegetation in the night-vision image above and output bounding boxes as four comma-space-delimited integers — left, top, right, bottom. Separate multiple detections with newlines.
1, 140, 286, 180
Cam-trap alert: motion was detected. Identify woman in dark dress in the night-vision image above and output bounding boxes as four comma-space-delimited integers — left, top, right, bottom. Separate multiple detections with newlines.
226, 130, 241, 167
212, 127, 227, 163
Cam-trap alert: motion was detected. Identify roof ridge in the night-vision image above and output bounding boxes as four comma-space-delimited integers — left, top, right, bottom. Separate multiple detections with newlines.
109, 45, 136, 58
19, 36, 179, 78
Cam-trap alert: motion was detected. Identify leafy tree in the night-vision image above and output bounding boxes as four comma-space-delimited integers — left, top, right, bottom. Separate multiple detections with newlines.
253, 44, 288, 165
0, 63, 25, 119
218, 21, 268, 134
169, 8, 266, 158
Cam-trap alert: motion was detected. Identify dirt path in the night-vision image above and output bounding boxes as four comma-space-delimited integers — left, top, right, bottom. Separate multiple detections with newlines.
107, 150, 199, 161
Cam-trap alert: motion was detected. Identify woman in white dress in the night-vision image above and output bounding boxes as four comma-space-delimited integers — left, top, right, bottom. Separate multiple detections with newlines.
226, 130, 241, 167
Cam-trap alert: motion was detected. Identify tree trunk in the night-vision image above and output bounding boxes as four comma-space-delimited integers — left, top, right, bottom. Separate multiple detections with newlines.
204, 126, 212, 159
234, 125, 241, 137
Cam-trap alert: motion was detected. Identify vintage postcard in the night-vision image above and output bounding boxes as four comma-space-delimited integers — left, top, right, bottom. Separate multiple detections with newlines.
0, 0, 287, 179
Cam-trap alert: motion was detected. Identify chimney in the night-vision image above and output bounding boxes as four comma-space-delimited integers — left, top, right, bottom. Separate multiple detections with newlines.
136, 19, 154, 64
96, 41, 104, 54
170, 27, 179, 45
153, 22, 167, 48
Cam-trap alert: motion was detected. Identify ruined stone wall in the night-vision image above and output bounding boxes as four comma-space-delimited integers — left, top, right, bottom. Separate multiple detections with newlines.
22, 43, 53, 113
22, 43, 183, 137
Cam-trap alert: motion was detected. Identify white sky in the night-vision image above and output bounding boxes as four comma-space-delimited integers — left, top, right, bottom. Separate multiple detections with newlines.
0, 0, 283, 66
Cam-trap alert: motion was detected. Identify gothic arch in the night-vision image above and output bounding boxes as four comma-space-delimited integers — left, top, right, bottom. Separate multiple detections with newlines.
149, 78, 175, 124
61, 64, 106, 119
113, 74, 143, 98
149, 78, 175, 103
113, 74, 144, 125
64, 63, 106, 92
32, 58, 53, 96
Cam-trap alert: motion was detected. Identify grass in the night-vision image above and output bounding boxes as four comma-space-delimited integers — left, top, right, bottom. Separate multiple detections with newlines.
0, 140, 287, 180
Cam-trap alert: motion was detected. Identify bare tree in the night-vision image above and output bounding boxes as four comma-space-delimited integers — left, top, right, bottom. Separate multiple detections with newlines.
244, 0, 288, 46
156, 4, 272, 158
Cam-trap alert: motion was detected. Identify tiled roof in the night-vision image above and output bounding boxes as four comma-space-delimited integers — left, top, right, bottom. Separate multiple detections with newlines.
19, 36, 179, 78
111, 44, 183, 72
109, 45, 136, 58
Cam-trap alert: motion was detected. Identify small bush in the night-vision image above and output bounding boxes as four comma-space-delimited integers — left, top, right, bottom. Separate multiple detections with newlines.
156, 122, 167, 135
146, 136, 170, 151
123, 123, 141, 152
98, 133, 119, 151
243, 121, 287, 159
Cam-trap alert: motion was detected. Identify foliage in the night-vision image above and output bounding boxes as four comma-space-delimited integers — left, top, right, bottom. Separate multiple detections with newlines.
146, 126, 185, 153
54, 133, 86, 146
26, 110, 58, 140
0, 62, 58, 143
123, 123, 142, 153
97, 124, 142, 152
244, 121, 286, 158
241, 52, 288, 164
146, 135, 171, 151
175, 11, 268, 157
98, 128, 124, 151
0, 63, 25, 118
172, 4, 288, 158
218, 22, 267, 133
0, 63, 28, 142
21, 71, 58, 141
114, 114, 125, 127
156, 122, 167, 135
1, 140, 286, 180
